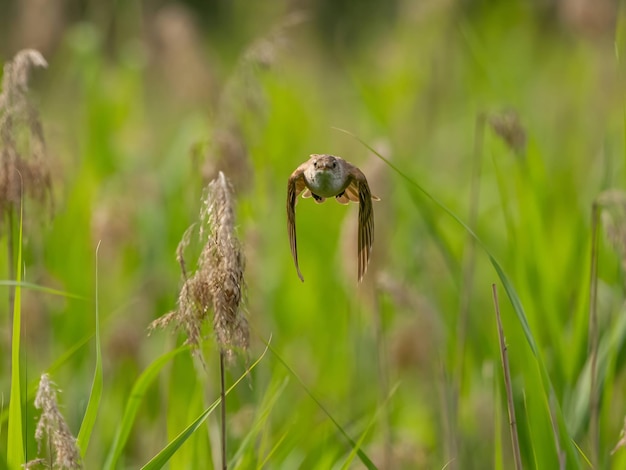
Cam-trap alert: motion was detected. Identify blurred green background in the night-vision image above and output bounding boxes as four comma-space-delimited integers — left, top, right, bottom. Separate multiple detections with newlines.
1, 0, 626, 468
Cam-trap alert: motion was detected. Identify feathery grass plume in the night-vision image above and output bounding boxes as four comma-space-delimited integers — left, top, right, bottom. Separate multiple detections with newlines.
598, 190, 626, 278
487, 109, 526, 155
0, 49, 53, 216
202, 12, 307, 191
25, 373, 82, 470
150, 171, 249, 360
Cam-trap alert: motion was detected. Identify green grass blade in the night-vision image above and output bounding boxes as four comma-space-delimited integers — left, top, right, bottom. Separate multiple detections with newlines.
141, 342, 269, 469
103, 345, 189, 470
494, 378, 503, 470
1, 334, 93, 426
336, 127, 581, 468
0, 280, 87, 300
7, 206, 24, 469
76, 241, 103, 456
264, 339, 378, 470
572, 439, 593, 468
256, 430, 289, 469
341, 383, 399, 469
229, 376, 289, 467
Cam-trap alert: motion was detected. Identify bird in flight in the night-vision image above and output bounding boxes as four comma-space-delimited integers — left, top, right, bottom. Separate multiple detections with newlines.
287, 154, 379, 283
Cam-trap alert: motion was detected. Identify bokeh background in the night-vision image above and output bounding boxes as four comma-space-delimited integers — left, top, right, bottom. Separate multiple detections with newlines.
1, 0, 626, 468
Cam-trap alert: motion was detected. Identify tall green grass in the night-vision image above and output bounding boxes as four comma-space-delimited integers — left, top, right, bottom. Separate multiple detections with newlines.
3, 1, 626, 468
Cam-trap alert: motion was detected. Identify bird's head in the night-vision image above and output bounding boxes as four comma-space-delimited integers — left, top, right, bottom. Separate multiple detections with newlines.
310, 154, 339, 172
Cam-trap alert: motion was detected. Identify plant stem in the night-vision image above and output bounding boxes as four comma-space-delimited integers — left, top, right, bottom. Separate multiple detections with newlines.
220, 349, 227, 470
588, 202, 600, 468
373, 292, 392, 468
492, 284, 523, 470
7, 206, 14, 322
452, 113, 486, 466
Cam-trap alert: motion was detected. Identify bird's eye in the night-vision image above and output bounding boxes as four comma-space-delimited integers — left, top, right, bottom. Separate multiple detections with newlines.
313, 160, 318, 168
332, 162, 336, 168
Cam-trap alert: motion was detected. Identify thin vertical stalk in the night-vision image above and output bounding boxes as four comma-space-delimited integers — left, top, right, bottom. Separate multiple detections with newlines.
588, 202, 600, 468
373, 292, 391, 469
7, 206, 14, 320
220, 349, 227, 470
492, 284, 523, 470
452, 113, 486, 466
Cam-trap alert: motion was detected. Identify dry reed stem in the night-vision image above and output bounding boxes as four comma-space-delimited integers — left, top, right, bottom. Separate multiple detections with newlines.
25, 373, 82, 470
492, 284, 523, 470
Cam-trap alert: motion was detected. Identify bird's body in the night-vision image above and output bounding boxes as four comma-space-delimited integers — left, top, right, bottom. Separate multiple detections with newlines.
287, 154, 379, 282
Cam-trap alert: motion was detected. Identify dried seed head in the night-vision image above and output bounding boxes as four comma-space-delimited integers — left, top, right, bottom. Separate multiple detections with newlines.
598, 190, 626, 280
203, 13, 307, 191
204, 172, 249, 358
0, 49, 53, 218
150, 172, 248, 362
27, 373, 82, 470
488, 109, 526, 155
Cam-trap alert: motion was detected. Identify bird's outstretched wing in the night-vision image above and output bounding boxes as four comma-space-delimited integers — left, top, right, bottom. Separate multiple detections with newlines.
287, 163, 308, 282
344, 163, 379, 282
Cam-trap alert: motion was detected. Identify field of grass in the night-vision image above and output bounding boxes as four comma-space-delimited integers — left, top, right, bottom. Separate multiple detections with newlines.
2, 1, 626, 468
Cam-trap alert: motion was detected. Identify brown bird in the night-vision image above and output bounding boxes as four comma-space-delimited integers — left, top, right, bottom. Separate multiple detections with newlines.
287, 154, 379, 283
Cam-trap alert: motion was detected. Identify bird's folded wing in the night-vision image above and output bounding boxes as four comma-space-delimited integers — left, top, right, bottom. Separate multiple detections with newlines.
287, 166, 307, 282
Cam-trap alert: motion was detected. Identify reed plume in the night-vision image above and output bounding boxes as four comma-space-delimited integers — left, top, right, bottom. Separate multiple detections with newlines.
0, 48, 53, 215
487, 109, 526, 155
150, 171, 249, 360
25, 374, 82, 470
202, 12, 307, 191
150, 171, 247, 469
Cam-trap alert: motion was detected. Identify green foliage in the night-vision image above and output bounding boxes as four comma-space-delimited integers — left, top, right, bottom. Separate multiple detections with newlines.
76, 244, 104, 457
7, 208, 24, 469
2, 1, 626, 468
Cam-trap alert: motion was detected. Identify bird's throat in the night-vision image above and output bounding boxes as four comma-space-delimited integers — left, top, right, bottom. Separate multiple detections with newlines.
305, 169, 346, 198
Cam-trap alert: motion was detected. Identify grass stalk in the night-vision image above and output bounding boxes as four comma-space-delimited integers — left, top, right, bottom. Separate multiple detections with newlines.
452, 113, 486, 466
220, 349, 227, 470
373, 294, 391, 469
7, 207, 15, 321
76, 241, 103, 456
7, 202, 24, 469
492, 283, 523, 470
588, 202, 600, 468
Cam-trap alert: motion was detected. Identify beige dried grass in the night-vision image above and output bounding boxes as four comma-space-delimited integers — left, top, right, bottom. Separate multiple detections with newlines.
150, 171, 249, 361
0, 49, 53, 216
24, 374, 82, 470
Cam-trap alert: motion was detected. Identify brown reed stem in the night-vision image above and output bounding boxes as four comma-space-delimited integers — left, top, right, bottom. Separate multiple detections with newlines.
220, 349, 227, 470
492, 283, 522, 470
588, 202, 600, 468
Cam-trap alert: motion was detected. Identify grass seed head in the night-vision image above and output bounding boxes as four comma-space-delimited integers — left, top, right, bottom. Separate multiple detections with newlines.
598, 190, 626, 279
150, 172, 248, 361
488, 109, 526, 155
28, 373, 82, 470
203, 171, 249, 359
203, 13, 307, 191
0, 49, 53, 217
